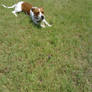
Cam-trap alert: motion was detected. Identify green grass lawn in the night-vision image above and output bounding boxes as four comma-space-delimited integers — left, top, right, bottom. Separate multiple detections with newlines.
0, 0, 92, 92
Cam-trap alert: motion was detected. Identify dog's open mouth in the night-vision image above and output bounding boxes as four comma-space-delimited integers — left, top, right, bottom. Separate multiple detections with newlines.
35, 16, 38, 19
34, 16, 43, 22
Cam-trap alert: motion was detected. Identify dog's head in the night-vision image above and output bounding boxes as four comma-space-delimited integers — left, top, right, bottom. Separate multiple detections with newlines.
31, 7, 45, 22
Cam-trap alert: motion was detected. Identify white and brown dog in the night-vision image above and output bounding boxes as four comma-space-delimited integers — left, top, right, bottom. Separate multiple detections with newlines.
2, 1, 52, 28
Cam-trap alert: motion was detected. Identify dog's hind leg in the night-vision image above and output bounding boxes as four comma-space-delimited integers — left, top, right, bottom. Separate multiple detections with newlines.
12, 11, 17, 17
12, 7, 22, 17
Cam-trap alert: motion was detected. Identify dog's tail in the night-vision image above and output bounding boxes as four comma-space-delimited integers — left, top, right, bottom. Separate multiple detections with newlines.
2, 4, 16, 9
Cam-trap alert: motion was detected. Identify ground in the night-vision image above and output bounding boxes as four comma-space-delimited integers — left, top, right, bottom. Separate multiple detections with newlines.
0, 0, 92, 92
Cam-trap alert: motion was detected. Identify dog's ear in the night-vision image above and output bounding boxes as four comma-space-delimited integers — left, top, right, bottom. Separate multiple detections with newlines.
40, 8, 44, 10
31, 7, 35, 12
40, 8, 44, 14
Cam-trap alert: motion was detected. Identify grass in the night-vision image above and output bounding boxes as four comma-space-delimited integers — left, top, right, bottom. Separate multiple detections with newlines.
0, 0, 92, 92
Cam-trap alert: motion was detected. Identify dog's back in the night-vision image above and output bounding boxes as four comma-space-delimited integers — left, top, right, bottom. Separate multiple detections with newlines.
22, 2, 32, 15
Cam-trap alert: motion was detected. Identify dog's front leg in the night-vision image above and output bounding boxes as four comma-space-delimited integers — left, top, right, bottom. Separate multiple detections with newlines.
40, 22, 46, 28
33, 20, 45, 28
42, 19, 52, 27
33, 20, 39, 25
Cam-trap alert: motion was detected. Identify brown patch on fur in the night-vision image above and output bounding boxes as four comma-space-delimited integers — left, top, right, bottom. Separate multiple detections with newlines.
32, 8, 40, 17
40, 8, 44, 14
22, 2, 32, 15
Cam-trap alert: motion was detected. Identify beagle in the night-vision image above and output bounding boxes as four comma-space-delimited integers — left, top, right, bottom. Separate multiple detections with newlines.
2, 1, 52, 28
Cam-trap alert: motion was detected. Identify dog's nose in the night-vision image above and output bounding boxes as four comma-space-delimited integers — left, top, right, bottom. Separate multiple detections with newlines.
41, 16, 44, 20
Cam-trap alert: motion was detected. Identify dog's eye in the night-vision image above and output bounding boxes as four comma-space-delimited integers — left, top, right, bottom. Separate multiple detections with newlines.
41, 11, 44, 14
36, 12, 39, 14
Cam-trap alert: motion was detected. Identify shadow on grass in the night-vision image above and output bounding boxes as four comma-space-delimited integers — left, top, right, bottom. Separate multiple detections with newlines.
29, 18, 42, 29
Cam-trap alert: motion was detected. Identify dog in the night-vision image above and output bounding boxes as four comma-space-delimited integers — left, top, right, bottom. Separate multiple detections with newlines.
2, 1, 52, 28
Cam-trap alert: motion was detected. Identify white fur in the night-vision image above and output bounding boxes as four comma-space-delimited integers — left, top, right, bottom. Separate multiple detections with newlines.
2, 1, 24, 17
2, 1, 52, 28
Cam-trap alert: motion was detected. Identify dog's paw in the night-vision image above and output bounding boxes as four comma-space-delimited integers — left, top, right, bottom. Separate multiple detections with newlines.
48, 24, 52, 27
41, 24, 46, 28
